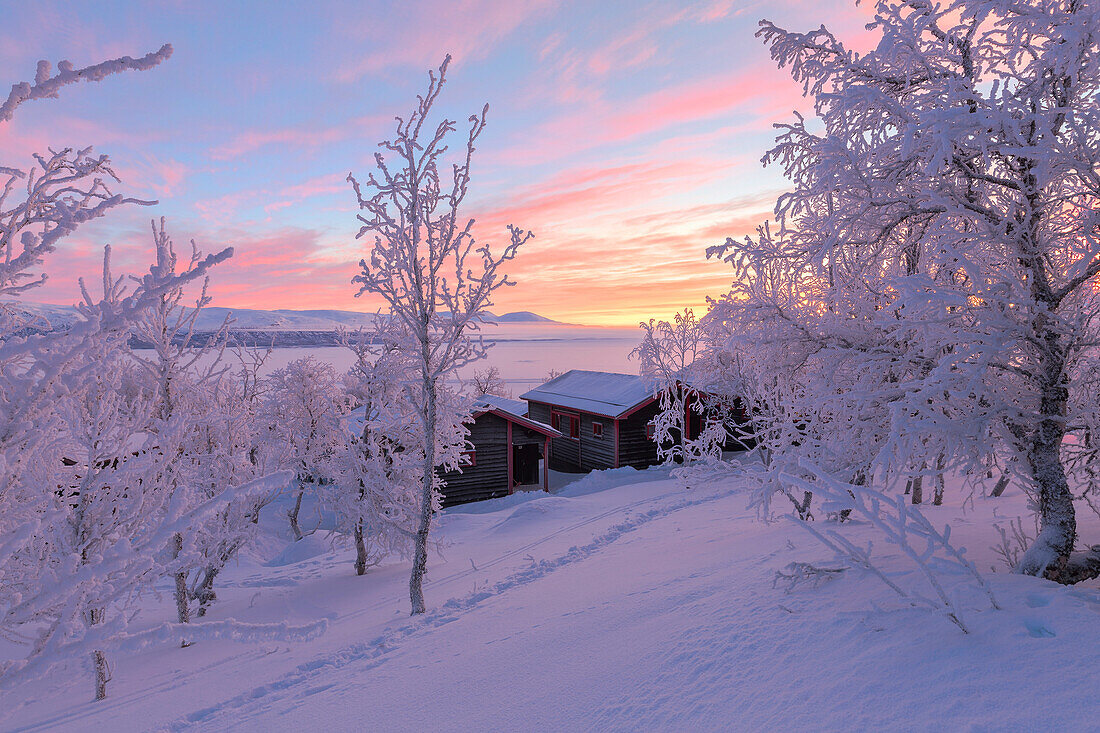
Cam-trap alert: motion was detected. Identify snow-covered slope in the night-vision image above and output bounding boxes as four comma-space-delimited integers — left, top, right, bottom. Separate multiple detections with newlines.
4, 468, 1098, 731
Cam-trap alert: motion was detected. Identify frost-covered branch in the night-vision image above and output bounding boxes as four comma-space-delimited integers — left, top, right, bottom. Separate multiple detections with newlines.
347, 56, 530, 614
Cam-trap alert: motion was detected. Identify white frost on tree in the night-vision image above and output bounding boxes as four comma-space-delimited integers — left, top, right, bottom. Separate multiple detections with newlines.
324, 333, 422, 576
706, 0, 1100, 583
265, 356, 350, 541
0, 48, 309, 703
633, 308, 726, 465
348, 55, 531, 614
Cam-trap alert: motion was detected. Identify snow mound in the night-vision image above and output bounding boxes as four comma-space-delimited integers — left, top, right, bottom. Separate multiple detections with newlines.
492, 496, 573, 531
557, 465, 672, 498
265, 533, 335, 567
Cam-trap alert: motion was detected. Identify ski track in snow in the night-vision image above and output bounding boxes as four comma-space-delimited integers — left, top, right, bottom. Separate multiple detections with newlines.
239, 475, 680, 630
165, 483, 738, 731
7, 476, 686, 733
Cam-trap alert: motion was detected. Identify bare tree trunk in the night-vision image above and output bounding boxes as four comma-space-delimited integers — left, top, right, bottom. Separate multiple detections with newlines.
991, 473, 1010, 497
172, 533, 191, 647
354, 519, 369, 576
173, 535, 189, 624
409, 375, 436, 615
1018, 424, 1076, 579
1016, 341, 1086, 581
194, 565, 220, 617
92, 649, 111, 701
908, 474, 924, 505
933, 454, 945, 506
794, 490, 812, 520
288, 483, 305, 541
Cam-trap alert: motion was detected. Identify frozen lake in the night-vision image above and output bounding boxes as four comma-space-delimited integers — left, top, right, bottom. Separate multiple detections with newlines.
233, 323, 643, 392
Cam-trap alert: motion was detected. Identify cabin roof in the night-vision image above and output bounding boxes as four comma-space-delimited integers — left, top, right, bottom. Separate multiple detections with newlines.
472, 395, 560, 438
521, 369, 657, 419
344, 397, 559, 440
473, 394, 529, 418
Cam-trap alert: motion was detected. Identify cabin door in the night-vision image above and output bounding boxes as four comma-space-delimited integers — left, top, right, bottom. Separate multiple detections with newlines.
512, 443, 540, 487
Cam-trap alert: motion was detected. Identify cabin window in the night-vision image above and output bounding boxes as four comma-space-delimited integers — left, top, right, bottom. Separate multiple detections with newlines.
646, 422, 655, 440
592, 421, 603, 438
552, 410, 579, 440
461, 450, 476, 467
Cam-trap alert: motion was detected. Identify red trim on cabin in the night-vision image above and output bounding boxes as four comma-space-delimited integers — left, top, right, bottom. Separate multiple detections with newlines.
686, 394, 692, 441
617, 395, 658, 420
471, 407, 560, 438
613, 419, 620, 468
543, 436, 550, 491
550, 409, 580, 440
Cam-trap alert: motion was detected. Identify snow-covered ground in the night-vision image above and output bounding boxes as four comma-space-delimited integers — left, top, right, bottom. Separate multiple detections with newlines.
4, 466, 1099, 732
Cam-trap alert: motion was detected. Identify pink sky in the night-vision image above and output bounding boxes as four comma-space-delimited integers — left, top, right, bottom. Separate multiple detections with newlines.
1, 1, 875, 326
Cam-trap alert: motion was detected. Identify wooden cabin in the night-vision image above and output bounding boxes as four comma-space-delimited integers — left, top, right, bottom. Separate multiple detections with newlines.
521, 370, 662, 472
439, 395, 561, 507
676, 378, 756, 451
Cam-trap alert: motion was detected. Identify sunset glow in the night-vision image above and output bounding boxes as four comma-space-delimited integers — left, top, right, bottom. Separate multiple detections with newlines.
3, 1, 873, 326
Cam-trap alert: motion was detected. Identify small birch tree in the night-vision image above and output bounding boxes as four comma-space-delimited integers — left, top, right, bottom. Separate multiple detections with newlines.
265, 356, 349, 541
325, 334, 421, 575
348, 55, 531, 614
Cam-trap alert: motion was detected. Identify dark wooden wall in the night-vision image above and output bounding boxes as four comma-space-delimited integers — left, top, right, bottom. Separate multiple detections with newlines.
439, 412, 509, 507
617, 401, 661, 469
529, 402, 582, 472
529, 400, 661, 472
577, 411, 614, 471
512, 424, 546, 447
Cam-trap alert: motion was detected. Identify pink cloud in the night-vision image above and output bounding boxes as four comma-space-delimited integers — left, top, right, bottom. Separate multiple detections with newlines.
492, 63, 805, 170
210, 114, 388, 160
472, 156, 738, 240
191, 172, 354, 225
116, 152, 190, 198
211, 127, 343, 161
332, 0, 557, 81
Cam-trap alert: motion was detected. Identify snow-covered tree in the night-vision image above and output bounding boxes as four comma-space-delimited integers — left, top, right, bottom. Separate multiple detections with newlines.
324, 335, 421, 575
0, 242, 243, 700
633, 308, 725, 465
709, 0, 1100, 582
183, 351, 282, 616
0, 45, 178, 699
266, 356, 350, 541
0, 47, 305, 702
127, 218, 233, 630
126, 219, 285, 625
348, 55, 531, 614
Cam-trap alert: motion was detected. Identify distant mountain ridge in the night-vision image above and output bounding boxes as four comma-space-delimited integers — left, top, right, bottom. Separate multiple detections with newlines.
4, 303, 562, 347
491, 311, 556, 323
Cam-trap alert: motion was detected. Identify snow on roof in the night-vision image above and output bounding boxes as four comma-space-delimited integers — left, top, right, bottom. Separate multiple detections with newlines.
473, 394, 560, 437
520, 370, 657, 418
472, 394, 529, 419
344, 396, 559, 440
